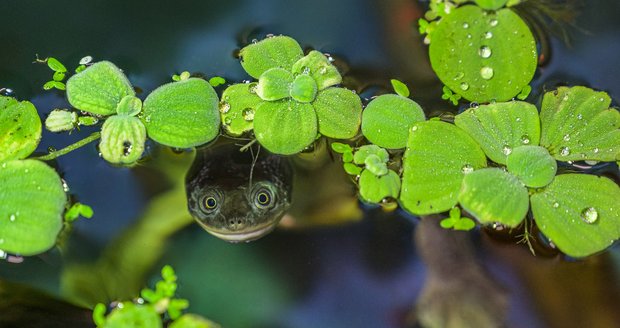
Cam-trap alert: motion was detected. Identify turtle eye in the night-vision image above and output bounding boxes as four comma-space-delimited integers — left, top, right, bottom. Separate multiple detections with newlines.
254, 188, 274, 209
200, 193, 220, 213
205, 197, 217, 209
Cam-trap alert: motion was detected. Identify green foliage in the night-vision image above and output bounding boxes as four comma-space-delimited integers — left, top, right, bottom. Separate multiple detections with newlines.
45, 109, 77, 132
390, 79, 410, 97
474, 0, 509, 10
99, 115, 146, 165
361, 94, 425, 149
219, 83, 260, 136
64, 202, 94, 222
359, 169, 400, 203
38, 56, 68, 90
440, 207, 476, 231
102, 303, 162, 328
239, 35, 304, 79
169, 314, 221, 328
506, 145, 557, 188
400, 120, 487, 215
530, 174, 620, 257
0, 97, 42, 162
539, 86, 620, 162
291, 50, 342, 90
253, 100, 317, 155
428, 5, 537, 102
441, 85, 461, 105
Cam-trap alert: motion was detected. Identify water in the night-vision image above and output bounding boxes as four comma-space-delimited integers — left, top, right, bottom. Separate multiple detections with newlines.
1, 1, 620, 327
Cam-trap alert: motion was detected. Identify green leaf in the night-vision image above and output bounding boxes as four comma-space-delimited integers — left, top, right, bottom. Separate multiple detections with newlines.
142, 78, 220, 148
429, 5, 537, 102
361, 94, 426, 149
220, 83, 262, 136
239, 35, 303, 79
65, 202, 94, 222
0, 98, 42, 162
342, 151, 353, 162
440, 217, 456, 229
53, 71, 66, 82
104, 303, 162, 328
116, 96, 142, 116
506, 145, 556, 188
330, 142, 352, 154
161, 265, 176, 282
539, 86, 620, 162
454, 101, 540, 165
530, 174, 620, 257
47, 57, 67, 72
400, 121, 487, 215
66, 61, 135, 116
208, 76, 226, 87
359, 169, 400, 203
253, 100, 317, 155
364, 154, 388, 176
290, 74, 318, 103
93, 303, 107, 327
0, 159, 66, 255
353, 144, 389, 165
312, 87, 362, 139
454, 218, 476, 231
390, 79, 410, 97
169, 314, 220, 328
256, 68, 294, 101
343, 162, 362, 175
100, 115, 146, 165
458, 168, 529, 227
45, 109, 77, 132
291, 50, 342, 90
475, 0, 509, 10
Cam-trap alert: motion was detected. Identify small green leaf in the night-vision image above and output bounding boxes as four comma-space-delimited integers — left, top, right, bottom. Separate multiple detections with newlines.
530, 174, 620, 257
429, 5, 537, 102
65, 202, 94, 222
116, 96, 142, 116
208, 76, 226, 87
364, 154, 388, 176
440, 218, 456, 229
458, 168, 529, 227
290, 74, 318, 103
400, 121, 487, 215
47, 57, 67, 72
343, 162, 362, 175
475, 0, 509, 10
353, 144, 389, 165
0, 97, 42, 162
342, 151, 353, 163
390, 79, 410, 97
253, 100, 317, 155
455, 101, 541, 165
291, 50, 342, 90
449, 207, 461, 220
359, 169, 401, 203
75, 65, 86, 73
330, 142, 352, 154
168, 299, 189, 320
312, 87, 362, 139
161, 265, 176, 282
239, 35, 304, 79
220, 83, 262, 137
516, 85, 532, 100
45, 109, 77, 132
539, 86, 620, 162
142, 78, 220, 148
53, 71, 66, 82
0, 159, 66, 255
93, 303, 107, 327
361, 94, 426, 149
99, 115, 146, 165
78, 116, 99, 126
104, 303, 162, 328
256, 68, 294, 101
454, 218, 476, 231
66, 61, 135, 116
506, 145, 557, 188
169, 314, 220, 328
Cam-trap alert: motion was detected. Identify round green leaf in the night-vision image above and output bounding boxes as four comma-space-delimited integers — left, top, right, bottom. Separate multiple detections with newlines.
100, 115, 146, 165
475, 0, 509, 10
66, 61, 135, 116
331, 142, 352, 154
458, 167, 529, 227
116, 95, 142, 116
104, 303, 162, 328
359, 169, 400, 203
0, 159, 66, 255
361, 94, 425, 149
312, 87, 362, 139
539, 86, 620, 162
353, 144, 389, 165
0, 97, 42, 162
506, 145, 557, 188
454, 101, 540, 164
169, 314, 220, 328
364, 155, 388, 176
291, 50, 342, 90
142, 78, 220, 148
290, 74, 318, 103
253, 100, 317, 155
400, 120, 487, 215
429, 5, 537, 102
530, 174, 620, 257
256, 68, 294, 101
46, 57, 67, 72
220, 83, 262, 137
45, 109, 77, 132
239, 35, 303, 79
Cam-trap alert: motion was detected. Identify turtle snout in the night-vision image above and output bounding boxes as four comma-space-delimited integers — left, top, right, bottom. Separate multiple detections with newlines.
226, 217, 247, 231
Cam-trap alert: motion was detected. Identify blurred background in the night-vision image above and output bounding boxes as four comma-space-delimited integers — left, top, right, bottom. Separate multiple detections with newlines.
1, 0, 620, 327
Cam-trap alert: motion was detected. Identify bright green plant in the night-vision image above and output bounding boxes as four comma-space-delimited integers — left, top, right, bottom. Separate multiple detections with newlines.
221, 35, 362, 154
92, 265, 219, 328
440, 207, 476, 231
36, 56, 68, 90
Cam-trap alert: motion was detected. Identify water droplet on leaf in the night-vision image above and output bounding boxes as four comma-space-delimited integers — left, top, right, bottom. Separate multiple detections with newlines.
484, 31, 493, 39
224, 117, 232, 125
242, 108, 255, 121
461, 164, 474, 174
219, 102, 231, 114
502, 145, 512, 155
520, 134, 530, 144
480, 66, 494, 80
563, 134, 571, 141
463, 22, 469, 29
460, 82, 469, 91
580, 207, 598, 224
490, 19, 498, 27
479, 46, 492, 58
553, 202, 559, 208
560, 147, 570, 156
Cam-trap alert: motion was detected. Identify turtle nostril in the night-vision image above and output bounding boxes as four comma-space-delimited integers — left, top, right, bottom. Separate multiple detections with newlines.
228, 218, 246, 230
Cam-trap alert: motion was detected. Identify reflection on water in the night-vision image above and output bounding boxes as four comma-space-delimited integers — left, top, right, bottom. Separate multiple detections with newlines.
1, 0, 620, 327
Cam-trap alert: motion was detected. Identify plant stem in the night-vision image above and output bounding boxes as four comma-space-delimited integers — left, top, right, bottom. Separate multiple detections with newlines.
36, 132, 101, 161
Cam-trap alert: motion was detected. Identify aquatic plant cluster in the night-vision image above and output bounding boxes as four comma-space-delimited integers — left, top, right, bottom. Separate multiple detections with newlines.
0, 0, 618, 287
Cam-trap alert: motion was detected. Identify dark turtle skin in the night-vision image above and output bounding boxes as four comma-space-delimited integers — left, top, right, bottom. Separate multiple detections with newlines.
185, 141, 293, 242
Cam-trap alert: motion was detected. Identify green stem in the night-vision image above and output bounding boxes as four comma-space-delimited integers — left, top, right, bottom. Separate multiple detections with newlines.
36, 132, 101, 161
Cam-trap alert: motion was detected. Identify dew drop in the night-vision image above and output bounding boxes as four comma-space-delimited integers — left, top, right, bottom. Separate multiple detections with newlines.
480, 66, 494, 80
242, 108, 255, 121
490, 19, 498, 27
520, 134, 530, 144
224, 117, 232, 125
453, 72, 465, 80
593, 147, 600, 153
9, 214, 15, 222
502, 145, 512, 155
577, 114, 583, 120
580, 207, 598, 224
248, 83, 257, 94
463, 22, 469, 29
1, 163, 6, 169
319, 66, 328, 74
466, 34, 472, 39
219, 101, 231, 114
560, 147, 570, 156
24, 169, 29, 173
411, 126, 418, 132
478, 46, 492, 58
460, 82, 470, 91
515, 117, 521, 122
484, 31, 493, 39
461, 164, 474, 174
563, 134, 571, 141
552, 202, 559, 208
79, 56, 93, 65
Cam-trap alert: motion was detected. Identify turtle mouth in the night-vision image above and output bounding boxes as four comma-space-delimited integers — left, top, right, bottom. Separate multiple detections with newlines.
200, 220, 279, 243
